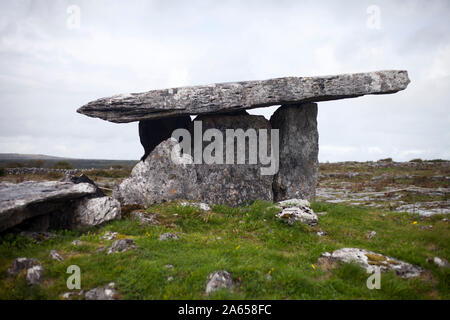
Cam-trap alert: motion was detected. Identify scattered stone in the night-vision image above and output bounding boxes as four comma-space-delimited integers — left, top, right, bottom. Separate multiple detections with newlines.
164, 264, 174, 269
71, 240, 83, 246
26, 265, 45, 285
316, 211, 328, 216
216, 237, 222, 240
317, 231, 328, 237
276, 198, 310, 208
366, 231, 377, 239
205, 270, 234, 295
131, 211, 159, 225
180, 201, 211, 211
18, 231, 57, 243
275, 199, 318, 226
159, 233, 179, 241
7, 257, 41, 276
107, 239, 137, 254
102, 231, 118, 240
167, 276, 174, 282
49, 250, 64, 261
78, 70, 410, 123
433, 257, 449, 268
85, 282, 117, 300
321, 248, 423, 278
61, 290, 84, 300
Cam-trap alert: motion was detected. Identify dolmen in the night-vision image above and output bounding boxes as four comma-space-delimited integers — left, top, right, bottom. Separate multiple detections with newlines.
77, 70, 410, 207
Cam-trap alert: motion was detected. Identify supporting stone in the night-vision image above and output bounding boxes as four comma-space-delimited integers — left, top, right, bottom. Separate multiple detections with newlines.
139, 116, 191, 161
270, 103, 318, 201
114, 113, 274, 207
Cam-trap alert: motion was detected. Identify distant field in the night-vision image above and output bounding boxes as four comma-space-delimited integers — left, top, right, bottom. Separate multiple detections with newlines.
0, 153, 138, 170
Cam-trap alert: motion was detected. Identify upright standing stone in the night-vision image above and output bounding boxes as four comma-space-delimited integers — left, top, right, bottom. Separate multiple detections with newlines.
270, 103, 318, 201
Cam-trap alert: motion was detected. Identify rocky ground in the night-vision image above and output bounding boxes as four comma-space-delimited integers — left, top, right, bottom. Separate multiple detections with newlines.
0, 160, 448, 299
317, 160, 449, 217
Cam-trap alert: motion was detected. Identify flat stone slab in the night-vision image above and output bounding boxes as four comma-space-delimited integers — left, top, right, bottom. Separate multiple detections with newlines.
0, 181, 96, 232
77, 70, 410, 123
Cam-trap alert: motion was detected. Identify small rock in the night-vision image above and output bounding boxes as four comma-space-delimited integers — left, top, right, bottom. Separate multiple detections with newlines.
164, 264, 174, 269
216, 236, 222, 240
101, 231, 118, 240
61, 290, 84, 300
366, 231, 377, 239
180, 201, 211, 211
132, 211, 159, 225
433, 257, 449, 268
71, 240, 83, 246
276, 206, 318, 226
49, 250, 64, 261
107, 239, 137, 254
85, 283, 117, 300
7, 257, 41, 276
317, 231, 328, 237
316, 211, 328, 216
167, 276, 174, 281
320, 248, 423, 278
159, 233, 179, 241
19, 231, 57, 243
205, 270, 234, 294
26, 265, 45, 285
277, 198, 310, 208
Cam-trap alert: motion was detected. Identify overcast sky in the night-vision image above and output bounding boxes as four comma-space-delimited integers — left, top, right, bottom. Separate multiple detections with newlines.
0, 0, 449, 162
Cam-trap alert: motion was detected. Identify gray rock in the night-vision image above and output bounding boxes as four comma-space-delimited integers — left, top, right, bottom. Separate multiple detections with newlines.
366, 231, 377, 239
107, 239, 137, 254
0, 181, 96, 232
180, 201, 211, 211
114, 114, 274, 207
7, 257, 41, 276
77, 70, 410, 123
187, 114, 274, 206
26, 265, 45, 285
433, 257, 449, 268
321, 248, 423, 278
113, 138, 198, 206
275, 199, 318, 226
317, 231, 328, 237
205, 270, 234, 294
61, 173, 105, 197
49, 250, 64, 261
71, 240, 83, 246
131, 211, 160, 225
159, 232, 179, 241
101, 231, 118, 240
85, 282, 117, 300
72, 196, 121, 227
61, 290, 84, 300
271, 103, 318, 201
277, 198, 311, 208
167, 276, 174, 281
139, 116, 191, 161
18, 231, 57, 243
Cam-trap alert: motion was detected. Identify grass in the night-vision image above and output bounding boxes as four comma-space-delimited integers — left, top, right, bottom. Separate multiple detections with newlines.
0, 200, 448, 300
